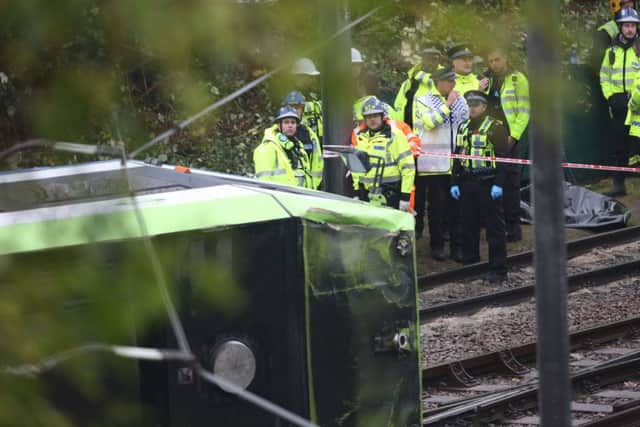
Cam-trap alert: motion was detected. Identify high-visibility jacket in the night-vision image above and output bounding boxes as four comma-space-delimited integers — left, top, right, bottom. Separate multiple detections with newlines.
598, 19, 619, 41
456, 116, 497, 169
351, 123, 416, 195
625, 73, 640, 141
353, 96, 402, 123
413, 90, 469, 175
485, 71, 531, 140
394, 64, 434, 126
452, 114, 510, 187
253, 124, 313, 188
296, 124, 324, 189
352, 118, 421, 156
454, 73, 480, 96
302, 95, 323, 142
600, 39, 640, 100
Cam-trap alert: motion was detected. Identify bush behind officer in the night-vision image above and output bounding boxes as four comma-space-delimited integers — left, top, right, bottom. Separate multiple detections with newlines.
450, 90, 510, 282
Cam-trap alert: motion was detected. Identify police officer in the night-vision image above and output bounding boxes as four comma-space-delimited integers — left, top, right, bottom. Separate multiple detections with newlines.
448, 44, 480, 96
600, 7, 640, 196
394, 45, 442, 127
479, 46, 530, 241
414, 66, 469, 261
282, 91, 324, 189
352, 97, 416, 211
291, 57, 324, 142
451, 90, 509, 282
593, 0, 637, 65
253, 106, 312, 188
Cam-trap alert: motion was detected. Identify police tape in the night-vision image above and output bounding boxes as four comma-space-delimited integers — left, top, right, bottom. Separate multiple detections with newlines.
418, 151, 640, 174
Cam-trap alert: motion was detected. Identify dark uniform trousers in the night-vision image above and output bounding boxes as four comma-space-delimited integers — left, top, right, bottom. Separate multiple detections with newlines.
503, 141, 522, 238
415, 174, 460, 252
460, 177, 507, 274
608, 94, 632, 180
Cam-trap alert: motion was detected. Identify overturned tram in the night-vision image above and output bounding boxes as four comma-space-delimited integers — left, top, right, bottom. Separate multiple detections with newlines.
0, 160, 422, 426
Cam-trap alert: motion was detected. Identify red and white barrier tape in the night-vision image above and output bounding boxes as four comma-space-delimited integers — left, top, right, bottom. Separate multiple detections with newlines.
418, 151, 640, 174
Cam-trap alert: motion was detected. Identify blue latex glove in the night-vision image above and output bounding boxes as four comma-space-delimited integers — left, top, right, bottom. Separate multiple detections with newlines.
450, 185, 461, 200
490, 185, 503, 200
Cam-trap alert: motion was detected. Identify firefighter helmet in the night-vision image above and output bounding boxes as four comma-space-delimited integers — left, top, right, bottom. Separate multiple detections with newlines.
275, 106, 300, 122
361, 97, 385, 117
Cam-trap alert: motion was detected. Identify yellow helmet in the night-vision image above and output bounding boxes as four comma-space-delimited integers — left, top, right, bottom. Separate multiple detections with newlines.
611, 0, 637, 15
611, 0, 622, 15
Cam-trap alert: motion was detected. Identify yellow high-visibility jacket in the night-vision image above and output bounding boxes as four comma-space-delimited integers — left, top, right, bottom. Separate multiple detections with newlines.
253, 125, 313, 188
352, 123, 416, 195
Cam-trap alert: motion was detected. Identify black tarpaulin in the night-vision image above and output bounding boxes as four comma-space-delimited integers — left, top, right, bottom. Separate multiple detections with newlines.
519, 182, 631, 229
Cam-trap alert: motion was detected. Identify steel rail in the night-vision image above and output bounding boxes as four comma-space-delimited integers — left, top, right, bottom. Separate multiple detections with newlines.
418, 224, 640, 291
423, 348, 640, 425
419, 258, 640, 323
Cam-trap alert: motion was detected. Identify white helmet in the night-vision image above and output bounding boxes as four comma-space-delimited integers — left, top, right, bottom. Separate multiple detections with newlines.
351, 48, 364, 64
291, 57, 320, 76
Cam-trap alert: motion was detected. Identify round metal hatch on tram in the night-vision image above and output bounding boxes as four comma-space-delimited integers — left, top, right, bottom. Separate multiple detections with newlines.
211, 340, 256, 392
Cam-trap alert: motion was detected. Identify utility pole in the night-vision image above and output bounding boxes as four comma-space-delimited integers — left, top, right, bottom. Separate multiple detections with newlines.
318, 0, 354, 195
528, 0, 571, 425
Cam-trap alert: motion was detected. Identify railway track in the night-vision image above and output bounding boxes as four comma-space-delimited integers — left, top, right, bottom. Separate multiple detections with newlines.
419, 258, 640, 323
417, 224, 640, 291
422, 316, 640, 426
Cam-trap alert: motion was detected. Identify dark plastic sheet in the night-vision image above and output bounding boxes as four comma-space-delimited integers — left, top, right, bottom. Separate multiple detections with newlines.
519, 182, 631, 229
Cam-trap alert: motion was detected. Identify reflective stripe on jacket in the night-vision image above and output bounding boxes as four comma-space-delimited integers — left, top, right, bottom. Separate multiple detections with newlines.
352, 123, 416, 194
394, 64, 434, 124
600, 41, 640, 100
253, 124, 313, 188
456, 116, 497, 169
303, 98, 323, 142
486, 71, 531, 140
352, 118, 422, 156
414, 90, 469, 175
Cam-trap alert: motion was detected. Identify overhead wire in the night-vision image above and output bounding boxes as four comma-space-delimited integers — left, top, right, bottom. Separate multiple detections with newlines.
3, 4, 391, 426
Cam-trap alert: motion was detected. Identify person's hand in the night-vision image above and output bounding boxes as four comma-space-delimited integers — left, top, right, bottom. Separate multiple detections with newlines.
399, 200, 411, 212
508, 136, 518, 150
491, 185, 503, 200
446, 90, 460, 107
450, 185, 461, 200
479, 78, 489, 91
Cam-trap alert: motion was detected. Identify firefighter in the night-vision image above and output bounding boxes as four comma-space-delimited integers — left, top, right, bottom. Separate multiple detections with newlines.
254, 106, 312, 188
291, 57, 324, 143
282, 91, 324, 189
414, 66, 469, 261
394, 45, 442, 127
352, 97, 415, 211
448, 44, 480, 96
479, 46, 530, 241
451, 90, 509, 282
600, 7, 640, 196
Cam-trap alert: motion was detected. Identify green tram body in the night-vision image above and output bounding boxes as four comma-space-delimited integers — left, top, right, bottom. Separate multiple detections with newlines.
0, 160, 422, 427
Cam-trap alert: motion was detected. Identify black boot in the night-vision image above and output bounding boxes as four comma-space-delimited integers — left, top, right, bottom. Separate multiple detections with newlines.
604, 175, 627, 197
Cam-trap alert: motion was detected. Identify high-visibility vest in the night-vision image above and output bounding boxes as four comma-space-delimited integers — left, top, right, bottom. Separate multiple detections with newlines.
394, 64, 434, 126
352, 123, 416, 195
302, 97, 323, 142
352, 117, 421, 156
600, 42, 640, 100
297, 124, 324, 189
456, 116, 497, 170
454, 73, 480, 96
598, 19, 619, 41
253, 125, 313, 188
486, 71, 531, 140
